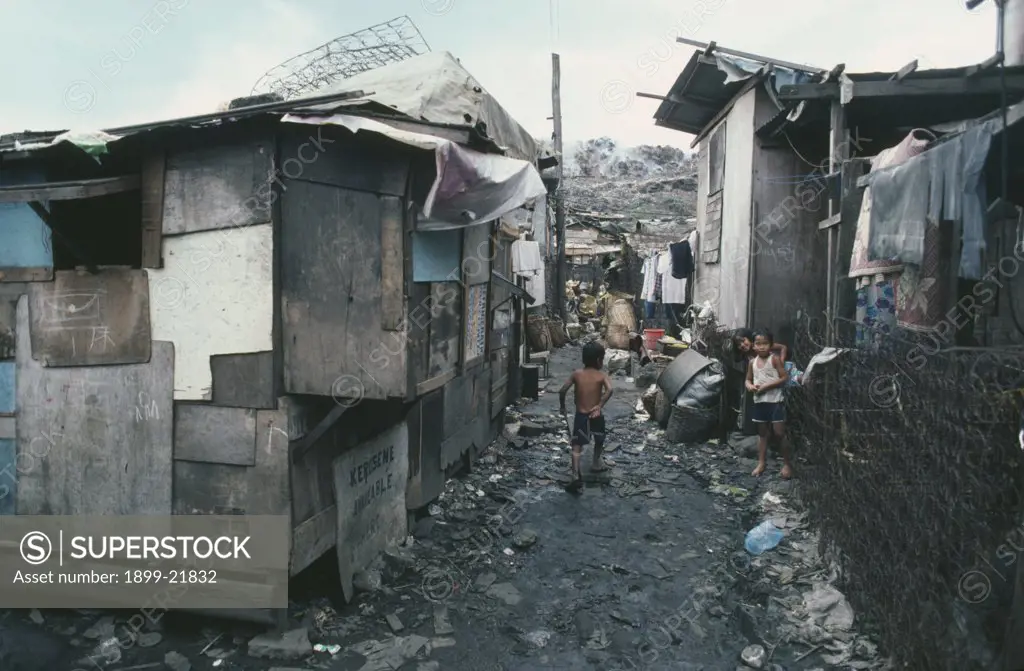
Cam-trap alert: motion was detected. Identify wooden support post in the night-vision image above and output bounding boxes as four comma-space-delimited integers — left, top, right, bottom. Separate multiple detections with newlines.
140, 151, 165, 268
552, 53, 567, 322
827, 100, 850, 341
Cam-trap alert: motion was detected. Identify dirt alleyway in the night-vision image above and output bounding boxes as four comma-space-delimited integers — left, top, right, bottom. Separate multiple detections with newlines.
0, 343, 888, 671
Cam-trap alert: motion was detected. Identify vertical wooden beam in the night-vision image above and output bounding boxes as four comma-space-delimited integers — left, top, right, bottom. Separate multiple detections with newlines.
827, 101, 850, 340
379, 196, 404, 331
552, 53, 567, 321
140, 150, 166, 268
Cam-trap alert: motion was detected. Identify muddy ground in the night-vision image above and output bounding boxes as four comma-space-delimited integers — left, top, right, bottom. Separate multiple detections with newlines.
0, 343, 887, 670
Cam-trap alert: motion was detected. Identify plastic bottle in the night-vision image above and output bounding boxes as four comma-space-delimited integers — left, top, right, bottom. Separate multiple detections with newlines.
744, 519, 784, 555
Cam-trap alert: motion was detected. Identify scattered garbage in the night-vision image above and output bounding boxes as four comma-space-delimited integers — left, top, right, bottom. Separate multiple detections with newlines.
741, 643, 766, 668
605, 348, 631, 372
745, 519, 784, 555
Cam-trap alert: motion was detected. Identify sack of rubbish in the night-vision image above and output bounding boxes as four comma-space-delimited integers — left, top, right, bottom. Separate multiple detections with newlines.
667, 361, 725, 443
605, 348, 630, 373
745, 519, 784, 555
678, 361, 724, 407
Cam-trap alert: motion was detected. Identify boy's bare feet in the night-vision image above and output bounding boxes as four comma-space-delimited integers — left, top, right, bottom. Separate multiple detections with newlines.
752, 463, 766, 477
591, 458, 612, 472
780, 464, 793, 479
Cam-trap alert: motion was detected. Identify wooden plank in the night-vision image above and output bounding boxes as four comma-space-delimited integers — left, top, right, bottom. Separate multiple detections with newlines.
428, 282, 460, 378
380, 196, 404, 331
0, 176, 140, 204
16, 296, 173, 515
281, 180, 404, 399
172, 405, 290, 516
890, 59, 918, 81
278, 129, 410, 197
778, 73, 1024, 100
416, 369, 455, 396
0, 268, 51, 283
291, 402, 349, 464
818, 213, 842, 230
826, 100, 850, 336
966, 53, 1002, 78
463, 224, 491, 283
162, 140, 273, 235
210, 351, 275, 409
173, 404, 258, 466
290, 505, 336, 576
28, 269, 151, 367
406, 389, 445, 510
140, 150, 165, 268
675, 37, 822, 73
333, 421, 409, 601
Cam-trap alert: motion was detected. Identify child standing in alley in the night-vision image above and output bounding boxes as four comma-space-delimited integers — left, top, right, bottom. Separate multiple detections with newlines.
746, 329, 794, 479
559, 341, 614, 493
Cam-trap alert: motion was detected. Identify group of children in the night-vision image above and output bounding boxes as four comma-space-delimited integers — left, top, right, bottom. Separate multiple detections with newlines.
556, 328, 794, 494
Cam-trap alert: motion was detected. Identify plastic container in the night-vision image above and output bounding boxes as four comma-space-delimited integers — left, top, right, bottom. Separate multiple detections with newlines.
744, 520, 784, 555
643, 328, 665, 351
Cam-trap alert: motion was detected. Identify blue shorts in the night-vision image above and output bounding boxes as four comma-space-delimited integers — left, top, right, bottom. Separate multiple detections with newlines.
751, 402, 785, 423
571, 411, 605, 446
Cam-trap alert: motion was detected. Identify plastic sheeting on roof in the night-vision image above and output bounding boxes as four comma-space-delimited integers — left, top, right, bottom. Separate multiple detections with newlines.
283, 113, 546, 230
714, 53, 813, 90
6, 130, 121, 157
313, 51, 538, 161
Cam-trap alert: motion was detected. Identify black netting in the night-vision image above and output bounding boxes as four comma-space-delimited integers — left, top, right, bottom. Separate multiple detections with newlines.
789, 317, 1024, 669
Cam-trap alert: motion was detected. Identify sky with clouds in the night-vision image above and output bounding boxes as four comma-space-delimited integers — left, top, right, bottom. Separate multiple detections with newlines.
0, 0, 1002, 148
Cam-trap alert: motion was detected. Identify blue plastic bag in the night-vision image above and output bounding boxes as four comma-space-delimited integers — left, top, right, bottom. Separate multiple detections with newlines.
745, 520, 784, 555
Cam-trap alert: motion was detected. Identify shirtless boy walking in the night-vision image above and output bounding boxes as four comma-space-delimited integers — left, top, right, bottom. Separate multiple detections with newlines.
559, 341, 614, 493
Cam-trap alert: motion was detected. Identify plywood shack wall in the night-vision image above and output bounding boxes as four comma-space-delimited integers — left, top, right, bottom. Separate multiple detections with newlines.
279, 130, 409, 401
145, 134, 276, 401
749, 87, 828, 347
693, 89, 757, 329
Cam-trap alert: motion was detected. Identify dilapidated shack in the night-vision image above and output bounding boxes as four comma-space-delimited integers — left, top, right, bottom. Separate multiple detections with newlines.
0, 51, 544, 613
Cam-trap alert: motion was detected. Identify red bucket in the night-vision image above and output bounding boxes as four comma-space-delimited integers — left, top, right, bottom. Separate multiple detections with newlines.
643, 328, 665, 351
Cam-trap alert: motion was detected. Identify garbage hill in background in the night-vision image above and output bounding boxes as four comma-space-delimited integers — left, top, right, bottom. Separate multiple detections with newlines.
561, 137, 698, 221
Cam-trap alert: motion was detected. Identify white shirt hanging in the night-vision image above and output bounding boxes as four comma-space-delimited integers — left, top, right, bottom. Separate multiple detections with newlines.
660, 246, 687, 304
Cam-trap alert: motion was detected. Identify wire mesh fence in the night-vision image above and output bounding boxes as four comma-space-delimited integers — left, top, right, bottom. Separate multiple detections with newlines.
789, 317, 1024, 669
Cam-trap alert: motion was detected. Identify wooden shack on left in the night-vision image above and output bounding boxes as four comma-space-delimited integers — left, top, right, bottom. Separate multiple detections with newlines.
0, 50, 547, 615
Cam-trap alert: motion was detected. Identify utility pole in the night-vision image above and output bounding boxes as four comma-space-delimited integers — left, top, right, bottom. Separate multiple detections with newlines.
552, 52, 567, 321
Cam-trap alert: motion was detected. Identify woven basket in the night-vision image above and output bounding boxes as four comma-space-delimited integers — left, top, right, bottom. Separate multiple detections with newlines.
606, 324, 630, 350
666, 404, 718, 443
608, 299, 637, 331
526, 315, 552, 351
548, 317, 568, 347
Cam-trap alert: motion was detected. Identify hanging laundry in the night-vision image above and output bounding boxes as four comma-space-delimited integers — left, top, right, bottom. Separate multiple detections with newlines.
855, 274, 897, 348
511, 240, 543, 274
849, 129, 934, 279
653, 252, 664, 302
669, 239, 694, 279
511, 240, 545, 306
658, 248, 687, 307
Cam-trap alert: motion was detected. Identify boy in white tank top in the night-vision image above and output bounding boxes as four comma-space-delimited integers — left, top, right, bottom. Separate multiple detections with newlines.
745, 329, 793, 479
